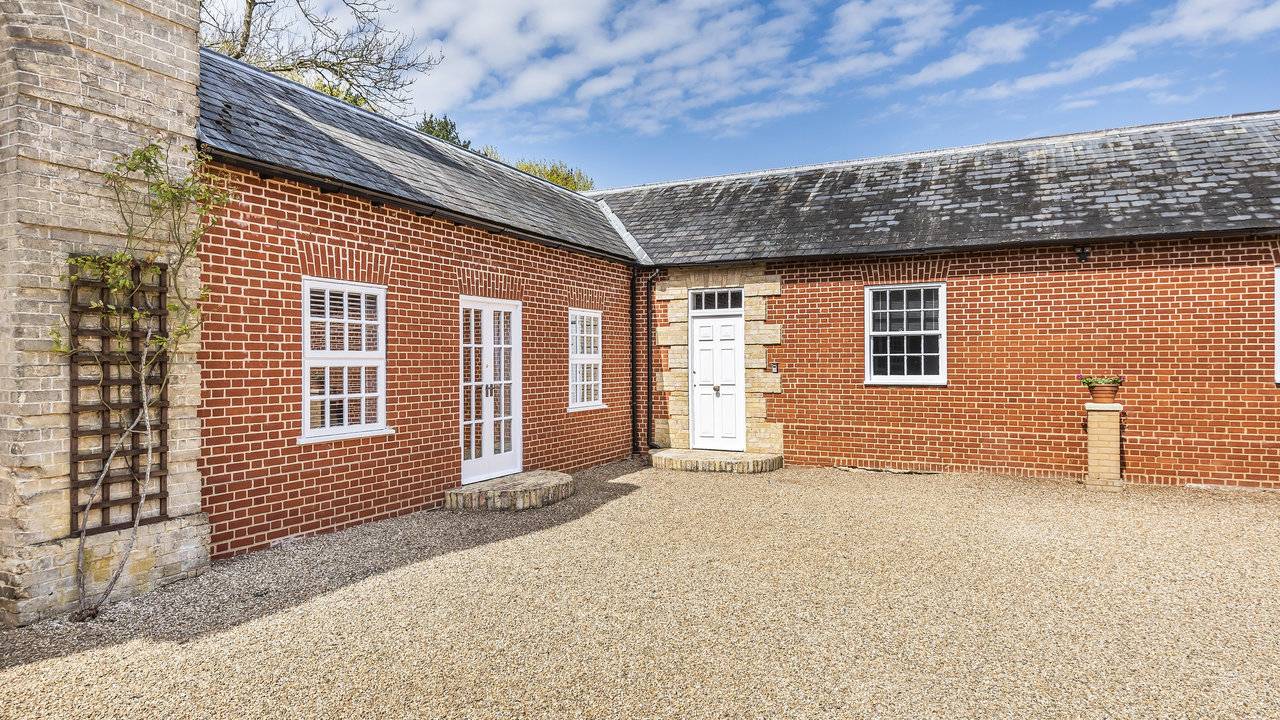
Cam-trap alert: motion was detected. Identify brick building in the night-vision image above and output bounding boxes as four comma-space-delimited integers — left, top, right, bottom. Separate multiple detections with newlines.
2, 0, 1278, 625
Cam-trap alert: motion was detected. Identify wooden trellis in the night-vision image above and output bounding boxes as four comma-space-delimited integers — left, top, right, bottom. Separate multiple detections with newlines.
68, 261, 170, 536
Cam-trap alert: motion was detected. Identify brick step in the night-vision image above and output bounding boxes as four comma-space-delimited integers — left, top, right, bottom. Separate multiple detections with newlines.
650, 449, 783, 474
445, 470, 575, 511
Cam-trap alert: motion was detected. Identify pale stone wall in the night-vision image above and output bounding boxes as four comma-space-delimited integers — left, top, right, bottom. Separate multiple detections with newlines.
0, 0, 209, 625
652, 265, 784, 453
1085, 403, 1124, 492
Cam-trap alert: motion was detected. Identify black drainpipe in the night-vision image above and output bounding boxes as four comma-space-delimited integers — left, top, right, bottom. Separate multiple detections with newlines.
645, 267, 661, 449
629, 266, 640, 455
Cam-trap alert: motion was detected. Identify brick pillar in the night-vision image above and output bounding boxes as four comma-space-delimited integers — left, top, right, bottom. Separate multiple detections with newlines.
1085, 403, 1123, 492
0, 0, 209, 625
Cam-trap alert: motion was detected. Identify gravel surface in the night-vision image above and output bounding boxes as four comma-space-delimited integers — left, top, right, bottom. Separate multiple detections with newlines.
4, 461, 1280, 719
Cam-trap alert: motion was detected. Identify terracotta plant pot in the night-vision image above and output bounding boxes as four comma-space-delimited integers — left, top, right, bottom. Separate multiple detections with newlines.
1089, 384, 1120, 403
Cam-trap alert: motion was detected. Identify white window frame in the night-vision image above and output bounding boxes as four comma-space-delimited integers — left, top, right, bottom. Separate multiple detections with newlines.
299, 277, 391, 443
864, 282, 948, 386
568, 308, 605, 411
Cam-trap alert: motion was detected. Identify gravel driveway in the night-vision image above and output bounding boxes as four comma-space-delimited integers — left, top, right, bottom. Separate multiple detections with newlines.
4, 460, 1279, 719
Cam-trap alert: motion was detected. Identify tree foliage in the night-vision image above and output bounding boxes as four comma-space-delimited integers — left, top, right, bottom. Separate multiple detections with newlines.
200, 0, 439, 115
416, 113, 471, 149
479, 146, 596, 193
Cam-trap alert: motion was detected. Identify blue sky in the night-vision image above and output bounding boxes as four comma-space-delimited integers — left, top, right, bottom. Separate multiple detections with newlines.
395, 0, 1280, 189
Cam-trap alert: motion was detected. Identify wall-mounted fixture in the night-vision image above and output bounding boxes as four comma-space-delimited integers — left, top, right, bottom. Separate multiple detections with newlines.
1076, 245, 1091, 263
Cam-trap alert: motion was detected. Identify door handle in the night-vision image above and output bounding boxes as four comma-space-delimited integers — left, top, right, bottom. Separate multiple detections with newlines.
713, 385, 720, 392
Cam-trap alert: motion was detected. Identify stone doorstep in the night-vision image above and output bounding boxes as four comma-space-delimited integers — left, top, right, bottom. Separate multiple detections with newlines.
444, 470, 575, 511
650, 448, 784, 474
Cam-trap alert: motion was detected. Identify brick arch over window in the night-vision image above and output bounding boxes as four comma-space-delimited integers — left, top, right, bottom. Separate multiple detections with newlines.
297, 237, 394, 287
458, 267, 525, 300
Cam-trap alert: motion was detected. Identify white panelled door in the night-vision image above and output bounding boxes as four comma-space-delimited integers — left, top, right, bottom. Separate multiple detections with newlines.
689, 306, 745, 452
460, 297, 522, 483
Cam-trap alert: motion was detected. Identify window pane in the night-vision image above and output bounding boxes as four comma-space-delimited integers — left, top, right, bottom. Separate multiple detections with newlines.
347, 398, 361, 425
923, 335, 939, 354
730, 291, 742, 309
890, 356, 905, 375
906, 356, 922, 375
889, 312, 905, 331
309, 401, 325, 428
924, 355, 940, 375
364, 397, 378, 424
889, 290, 905, 310
889, 336, 905, 354
364, 294, 378, 321
718, 291, 729, 308
872, 291, 887, 311
906, 336, 922, 354
347, 323, 361, 350
906, 289, 922, 309
924, 311, 939, 331
309, 322, 326, 350
347, 369, 362, 394
328, 322, 344, 351
873, 356, 889, 376
328, 399, 344, 427
309, 369, 326, 397
329, 366, 343, 393
365, 366, 378, 393
328, 291, 343, 318
692, 293, 703, 310
309, 289, 326, 318
462, 309, 471, 344
923, 289, 939, 309
873, 313, 888, 332
346, 293, 360, 320
872, 336, 888, 354
365, 324, 378, 351
906, 312, 922, 331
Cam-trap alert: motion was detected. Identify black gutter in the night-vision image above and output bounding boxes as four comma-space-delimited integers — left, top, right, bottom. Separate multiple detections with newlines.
201, 145, 640, 266
645, 267, 661, 450
639, 227, 1280, 268
629, 267, 640, 455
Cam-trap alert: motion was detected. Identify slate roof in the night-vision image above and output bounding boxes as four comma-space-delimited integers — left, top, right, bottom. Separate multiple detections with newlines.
591, 111, 1280, 265
196, 48, 634, 260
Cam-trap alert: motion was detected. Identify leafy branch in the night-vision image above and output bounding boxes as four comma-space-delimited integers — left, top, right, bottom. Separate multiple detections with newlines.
54, 139, 232, 621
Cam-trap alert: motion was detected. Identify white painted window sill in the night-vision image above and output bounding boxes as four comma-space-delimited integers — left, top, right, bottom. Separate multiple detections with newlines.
296, 427, 395, 445
864, 378, 948, 387
567, 403, 608, 413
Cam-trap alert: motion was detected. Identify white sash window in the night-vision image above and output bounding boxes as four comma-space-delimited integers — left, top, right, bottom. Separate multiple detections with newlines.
569, 309, 604, 410
301, 277, 388, 442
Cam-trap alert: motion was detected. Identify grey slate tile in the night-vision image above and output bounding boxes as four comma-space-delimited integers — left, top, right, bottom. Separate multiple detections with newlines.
196, 48, 634, 261
592, 111, 1280, 265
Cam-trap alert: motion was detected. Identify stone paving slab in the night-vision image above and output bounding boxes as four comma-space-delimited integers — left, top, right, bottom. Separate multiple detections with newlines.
650, 448, 783, 473
445, 470, 574, 511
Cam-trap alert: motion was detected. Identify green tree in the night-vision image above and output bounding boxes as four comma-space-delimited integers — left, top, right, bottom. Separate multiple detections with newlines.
416, 113, 471, 149
478, 146, 596, 192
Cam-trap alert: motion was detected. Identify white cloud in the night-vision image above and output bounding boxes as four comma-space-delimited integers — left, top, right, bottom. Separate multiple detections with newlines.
899, 20, 1039, 88
406, 0, 975, 138
1058, 99, 1099, 109
1092, 0, 1136, 9
966, 0, 1280, 101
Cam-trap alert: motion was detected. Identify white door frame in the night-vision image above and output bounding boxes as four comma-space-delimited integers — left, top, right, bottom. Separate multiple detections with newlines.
687, 289, 746, 452
459, 295, 523, 483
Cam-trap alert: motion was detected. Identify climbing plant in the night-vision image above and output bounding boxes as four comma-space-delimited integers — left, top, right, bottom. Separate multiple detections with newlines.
53, 139, 232, 621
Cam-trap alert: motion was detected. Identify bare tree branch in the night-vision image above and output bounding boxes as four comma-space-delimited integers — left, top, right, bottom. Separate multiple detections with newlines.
200, 0, 440, 115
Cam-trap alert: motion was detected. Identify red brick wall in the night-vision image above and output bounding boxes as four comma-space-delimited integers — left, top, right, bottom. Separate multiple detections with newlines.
199, 164, 637, 557
765, 236, 1280, 487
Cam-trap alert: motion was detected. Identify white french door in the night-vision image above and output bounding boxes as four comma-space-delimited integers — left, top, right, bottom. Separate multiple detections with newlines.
460, 297, 522, 483
688, 300, 746, 452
